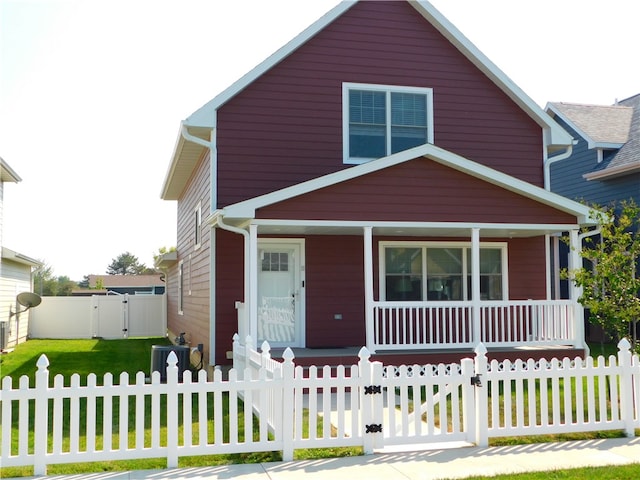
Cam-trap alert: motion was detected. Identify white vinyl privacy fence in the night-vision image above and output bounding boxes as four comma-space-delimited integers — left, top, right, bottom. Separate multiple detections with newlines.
28, 294, 166, 339
1, 338, 639, 475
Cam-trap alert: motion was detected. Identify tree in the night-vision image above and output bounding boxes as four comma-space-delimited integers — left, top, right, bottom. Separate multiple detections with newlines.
106, 252, 147, 275
564, 200, 640, 352
33, 262, 78, 296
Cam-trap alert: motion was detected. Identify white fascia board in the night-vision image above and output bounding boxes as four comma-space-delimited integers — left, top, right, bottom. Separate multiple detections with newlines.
160, 127, 188, 199
1, 247, 42, 267
583, 161, 640, 181
222, 144, 431, 218
0, 157, 22, 183
222, 143, 595, 224
253, 218, 581, 232
423, 147, 594, 222
412, 1, 572, 149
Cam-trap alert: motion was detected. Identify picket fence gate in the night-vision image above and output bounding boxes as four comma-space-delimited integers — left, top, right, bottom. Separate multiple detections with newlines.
1, 338, 639, 476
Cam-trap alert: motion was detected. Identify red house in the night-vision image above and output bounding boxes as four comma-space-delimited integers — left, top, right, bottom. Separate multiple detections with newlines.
159, 1, 594, 369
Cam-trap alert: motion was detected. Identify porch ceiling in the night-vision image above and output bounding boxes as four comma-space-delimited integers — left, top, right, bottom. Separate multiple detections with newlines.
234, 219, 578, 238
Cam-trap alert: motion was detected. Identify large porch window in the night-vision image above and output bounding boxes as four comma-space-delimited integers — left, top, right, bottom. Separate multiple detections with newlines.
381, 242, 507, 301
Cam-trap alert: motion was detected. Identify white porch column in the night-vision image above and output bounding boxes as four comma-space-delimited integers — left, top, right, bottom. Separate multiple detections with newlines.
363, 226, 375, 352
471, 228, 481, 345
249, 224, 259, 348
568, 229, 585, 349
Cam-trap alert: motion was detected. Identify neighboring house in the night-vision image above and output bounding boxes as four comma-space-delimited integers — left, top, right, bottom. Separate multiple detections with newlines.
546, 94, 640, 206
159, 0, 596, 369
545, 95, 640, 339
0, 158, 42, 350
72, 274, 166, 296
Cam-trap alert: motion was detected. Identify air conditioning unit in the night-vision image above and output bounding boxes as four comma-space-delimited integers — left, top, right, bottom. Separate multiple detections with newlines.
150, 345, 190, 382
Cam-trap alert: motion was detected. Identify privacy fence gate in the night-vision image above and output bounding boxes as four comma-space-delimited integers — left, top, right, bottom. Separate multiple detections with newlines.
1, 338, 639, 475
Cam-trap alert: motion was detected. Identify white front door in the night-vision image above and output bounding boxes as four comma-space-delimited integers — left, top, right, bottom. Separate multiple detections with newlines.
257, 240, 305, 347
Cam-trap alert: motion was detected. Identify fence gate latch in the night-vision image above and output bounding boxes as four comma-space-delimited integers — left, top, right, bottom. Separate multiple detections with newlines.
364, 385, 381, 395
365, 424, 382, 434
470, 374, 482, 387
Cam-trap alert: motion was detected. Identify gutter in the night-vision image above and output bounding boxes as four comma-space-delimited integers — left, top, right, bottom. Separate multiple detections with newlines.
180, 122, 210, 149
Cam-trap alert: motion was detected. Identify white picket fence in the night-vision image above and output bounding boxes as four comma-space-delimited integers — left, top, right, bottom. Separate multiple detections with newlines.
1, 339, 639, 475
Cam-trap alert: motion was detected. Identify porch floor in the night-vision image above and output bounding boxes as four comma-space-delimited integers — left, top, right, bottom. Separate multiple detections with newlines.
266, 345, 584, 367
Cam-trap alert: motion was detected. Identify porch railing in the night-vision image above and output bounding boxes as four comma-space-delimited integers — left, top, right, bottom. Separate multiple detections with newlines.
372, 300, 576, 352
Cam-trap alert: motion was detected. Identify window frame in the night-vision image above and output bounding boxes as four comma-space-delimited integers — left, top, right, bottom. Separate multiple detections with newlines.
379, 241, 508, 302
343, 82, 434, 165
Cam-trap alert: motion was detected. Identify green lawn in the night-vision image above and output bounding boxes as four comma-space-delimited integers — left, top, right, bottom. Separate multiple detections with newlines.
0, 339, 636, 479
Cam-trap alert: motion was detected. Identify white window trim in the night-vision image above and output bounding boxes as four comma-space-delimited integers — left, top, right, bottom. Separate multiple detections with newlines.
194, 202, 202, 250
342, 82, 434, 165
378, 240, 508, 301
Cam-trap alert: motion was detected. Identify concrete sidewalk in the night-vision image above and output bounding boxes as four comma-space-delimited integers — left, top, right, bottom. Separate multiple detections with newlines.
12, 437, 640, 480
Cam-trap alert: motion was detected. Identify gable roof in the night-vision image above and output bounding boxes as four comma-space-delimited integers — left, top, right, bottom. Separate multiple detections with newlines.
161, 0, 572, 200
218, 143, 595, 226
88, 274, 165, 288
547, 94, 640, 180
547, 102, 632, 148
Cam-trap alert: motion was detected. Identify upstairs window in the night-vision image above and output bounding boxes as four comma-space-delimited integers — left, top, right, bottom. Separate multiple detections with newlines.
343, 83, 433, 164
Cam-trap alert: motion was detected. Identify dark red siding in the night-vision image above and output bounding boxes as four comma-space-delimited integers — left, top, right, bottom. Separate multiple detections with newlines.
305, 236, 366, 347
168, 152, 211, 357
216, 1, 544, 208
256, 158, 577, 225
214, 228, 245, 364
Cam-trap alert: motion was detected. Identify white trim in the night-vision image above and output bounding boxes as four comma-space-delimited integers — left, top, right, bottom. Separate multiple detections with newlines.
378, 240, 508, 302
221, 143, 594, 224
583, 161, 640, 181
342, 82, 434, 164
250, 218, 582, 232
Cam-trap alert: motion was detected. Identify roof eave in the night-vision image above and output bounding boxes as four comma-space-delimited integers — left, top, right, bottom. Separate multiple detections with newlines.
1, 247, 42, 268
0, 157, 22, 183
583, 161, 640, 181
160, 122, 211, 200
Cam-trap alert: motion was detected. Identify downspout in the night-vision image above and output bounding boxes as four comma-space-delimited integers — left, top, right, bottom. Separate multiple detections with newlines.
542, 135, 575, 298
180, 121, 218, 366
214, 214, 251, 347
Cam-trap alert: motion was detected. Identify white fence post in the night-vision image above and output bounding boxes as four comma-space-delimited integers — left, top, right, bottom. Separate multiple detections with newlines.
33, 354, 50, 476
461, 357, 476, 443
166, 352, 179, 468
281, 348, 295, 461
473, 343, 489, 447
358, 347, 380, 454
617, 338, 635, 437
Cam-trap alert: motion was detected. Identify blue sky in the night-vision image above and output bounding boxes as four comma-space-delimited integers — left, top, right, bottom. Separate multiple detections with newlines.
1, 0, 638, 281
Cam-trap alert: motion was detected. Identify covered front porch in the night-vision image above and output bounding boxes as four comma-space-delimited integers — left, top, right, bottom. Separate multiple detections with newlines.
228, 221, 587, 360
214, 145, 595, 364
